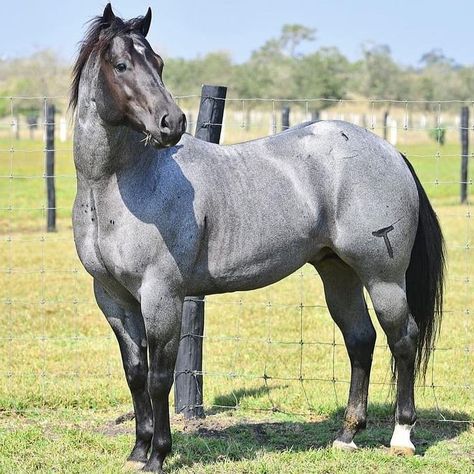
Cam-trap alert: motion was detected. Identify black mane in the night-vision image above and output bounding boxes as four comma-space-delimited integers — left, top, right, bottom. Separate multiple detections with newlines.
70, 14, 146, 111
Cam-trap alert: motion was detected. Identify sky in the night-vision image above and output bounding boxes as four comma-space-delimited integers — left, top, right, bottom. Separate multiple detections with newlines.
1, 0, 473, 66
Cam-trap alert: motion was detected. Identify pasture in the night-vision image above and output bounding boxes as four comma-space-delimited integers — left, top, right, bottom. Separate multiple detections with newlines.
0, 132, 472, 473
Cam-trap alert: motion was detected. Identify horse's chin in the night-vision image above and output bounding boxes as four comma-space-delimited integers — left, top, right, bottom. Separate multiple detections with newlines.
151, 135, 182, 149
150, 136, 164, 148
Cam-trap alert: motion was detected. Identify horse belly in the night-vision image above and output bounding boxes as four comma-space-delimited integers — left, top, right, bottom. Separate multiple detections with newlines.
201, 219, 325, 294
207, 254, 307, 293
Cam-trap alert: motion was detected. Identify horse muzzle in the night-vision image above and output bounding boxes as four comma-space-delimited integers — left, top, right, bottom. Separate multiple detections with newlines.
152, 110, 186, 148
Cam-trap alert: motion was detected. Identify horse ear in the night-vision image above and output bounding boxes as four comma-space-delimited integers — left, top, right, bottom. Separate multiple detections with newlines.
102, 3, 116, 27
140, 7, 152, 37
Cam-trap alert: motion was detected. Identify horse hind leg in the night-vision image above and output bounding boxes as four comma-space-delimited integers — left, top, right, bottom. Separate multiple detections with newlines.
366, 278, 418, 455
314, 257, 376, 450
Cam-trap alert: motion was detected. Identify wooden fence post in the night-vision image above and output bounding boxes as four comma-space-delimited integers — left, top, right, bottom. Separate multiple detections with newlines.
282, 106, 290, 131
174, 84, 227, 419
45, 104, 56, 232
461, 106, 469, 204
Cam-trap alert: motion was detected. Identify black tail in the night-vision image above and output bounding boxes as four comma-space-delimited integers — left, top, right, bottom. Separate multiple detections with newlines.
402, 154, 446, 379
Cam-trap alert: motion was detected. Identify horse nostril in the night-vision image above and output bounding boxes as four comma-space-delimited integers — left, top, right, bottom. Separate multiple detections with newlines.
160, 113, 170, 134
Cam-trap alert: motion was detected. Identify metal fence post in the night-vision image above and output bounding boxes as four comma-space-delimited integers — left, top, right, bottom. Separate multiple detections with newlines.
45, 104, 56, 232
174, 84, 227, 419
461, 106, 469, 204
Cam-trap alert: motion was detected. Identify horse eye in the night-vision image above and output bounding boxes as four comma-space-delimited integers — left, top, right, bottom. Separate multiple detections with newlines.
115, 63, 127, 72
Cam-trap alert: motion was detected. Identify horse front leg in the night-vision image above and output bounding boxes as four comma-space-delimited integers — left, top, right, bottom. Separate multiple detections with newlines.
93, 280, 153, 467
140, 282, 183, 473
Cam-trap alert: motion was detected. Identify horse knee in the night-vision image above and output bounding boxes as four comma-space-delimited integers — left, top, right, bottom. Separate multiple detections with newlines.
136, 422, 153, 443
148, 370, 173, 398
126, 359, 148, 391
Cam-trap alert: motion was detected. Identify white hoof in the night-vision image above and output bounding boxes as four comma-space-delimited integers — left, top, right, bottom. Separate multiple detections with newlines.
124, 460, 146, 471
389, 446, 415, 456
333, 439, 358, 451
390, 424, 415, 456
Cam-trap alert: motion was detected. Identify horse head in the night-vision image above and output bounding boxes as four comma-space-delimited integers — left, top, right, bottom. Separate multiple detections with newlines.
72, 3, 186, 148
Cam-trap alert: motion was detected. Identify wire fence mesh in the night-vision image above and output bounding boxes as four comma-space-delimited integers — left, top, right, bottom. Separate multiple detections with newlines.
0, 95, 472, 425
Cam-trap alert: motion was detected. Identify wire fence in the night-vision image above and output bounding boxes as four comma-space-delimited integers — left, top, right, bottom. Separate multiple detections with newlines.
0, 95, 472, 426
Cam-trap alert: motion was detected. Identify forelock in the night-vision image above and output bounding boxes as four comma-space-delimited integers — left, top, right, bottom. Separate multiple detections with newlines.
69, 13, 149, 111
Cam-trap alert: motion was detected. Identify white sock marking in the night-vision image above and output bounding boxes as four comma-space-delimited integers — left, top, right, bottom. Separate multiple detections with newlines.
390, 423, 415, 450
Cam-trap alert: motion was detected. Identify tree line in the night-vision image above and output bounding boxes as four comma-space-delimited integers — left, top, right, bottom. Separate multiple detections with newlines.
0, 24, 473, 117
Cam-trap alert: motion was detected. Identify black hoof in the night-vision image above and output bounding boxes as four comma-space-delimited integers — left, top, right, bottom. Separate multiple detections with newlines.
128, 443, 150, 464
141, 457, 164, 473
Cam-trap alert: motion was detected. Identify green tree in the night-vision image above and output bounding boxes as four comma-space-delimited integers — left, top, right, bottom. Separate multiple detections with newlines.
0, 50, 69, 117
164, 51, 235, 96
294, 47, 349, 103
279, 24, 317, 58
234, 24, 317, 100
354, 43, 409, 100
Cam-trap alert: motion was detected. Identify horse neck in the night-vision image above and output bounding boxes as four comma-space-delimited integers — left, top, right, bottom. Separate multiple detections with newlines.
73, 62, 151, 183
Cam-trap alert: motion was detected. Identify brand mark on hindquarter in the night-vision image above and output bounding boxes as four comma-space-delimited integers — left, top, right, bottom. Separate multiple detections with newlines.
372, 225, 395, 258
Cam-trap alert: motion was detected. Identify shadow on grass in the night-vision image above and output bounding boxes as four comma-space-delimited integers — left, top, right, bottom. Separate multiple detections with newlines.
207, 385, 274, 414
168, 403, 472, 471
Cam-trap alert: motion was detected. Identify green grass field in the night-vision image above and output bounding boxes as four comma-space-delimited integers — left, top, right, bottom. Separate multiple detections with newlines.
0, 134, 472, 473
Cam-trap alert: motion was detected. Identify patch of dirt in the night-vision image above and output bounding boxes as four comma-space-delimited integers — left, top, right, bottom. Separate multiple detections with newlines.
98, 420, 133, 437
175, 413, 240, 434
98, 410, 305, 440
96, 410, 333, 440
115, 411, 135, 425
96, 411, 135, 437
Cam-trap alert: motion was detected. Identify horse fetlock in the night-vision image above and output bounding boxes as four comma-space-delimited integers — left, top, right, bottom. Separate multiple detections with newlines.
396, 406, 417, 427
130, 432, 152, 461
142, 457, 165, 473
128, 443, 149, 464
144, 445, 169, 472
344, 411, 366, 431
336, 412, 366, 443
152, 435, 172, 455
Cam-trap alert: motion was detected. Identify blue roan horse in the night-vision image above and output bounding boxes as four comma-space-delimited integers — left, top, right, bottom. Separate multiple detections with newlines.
71, 4, 444, 472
